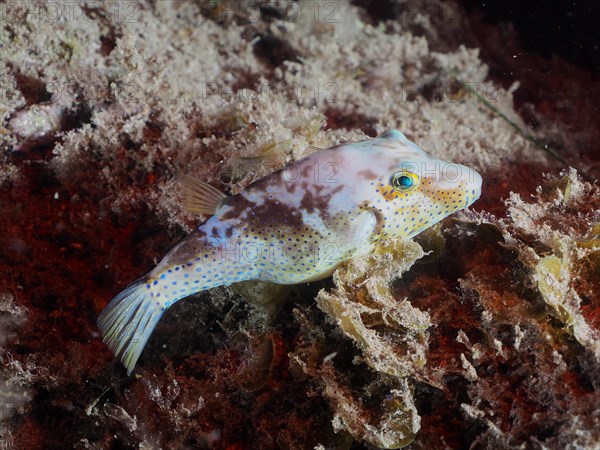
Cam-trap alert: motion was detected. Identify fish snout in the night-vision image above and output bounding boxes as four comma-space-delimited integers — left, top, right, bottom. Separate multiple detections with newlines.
460, 164, 482, 207
431, 161, 481, 208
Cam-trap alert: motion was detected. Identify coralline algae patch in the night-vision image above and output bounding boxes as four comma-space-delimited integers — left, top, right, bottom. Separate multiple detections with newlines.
0, 1, 599, 449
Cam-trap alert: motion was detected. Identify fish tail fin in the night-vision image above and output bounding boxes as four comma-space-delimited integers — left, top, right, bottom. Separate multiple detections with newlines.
97, 277, 164, 375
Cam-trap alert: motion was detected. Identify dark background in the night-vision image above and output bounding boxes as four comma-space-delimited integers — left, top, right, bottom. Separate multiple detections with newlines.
461, 0, 600, 75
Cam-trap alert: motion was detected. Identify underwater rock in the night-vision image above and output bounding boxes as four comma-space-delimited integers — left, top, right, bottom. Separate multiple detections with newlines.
7, 102, 67, 153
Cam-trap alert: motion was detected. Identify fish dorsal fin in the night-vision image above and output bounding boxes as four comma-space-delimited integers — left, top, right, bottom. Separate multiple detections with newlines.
181, 174, 228, 215
226, 140, 290, 180
378, 130, 408, 142
226, 143, 324, 180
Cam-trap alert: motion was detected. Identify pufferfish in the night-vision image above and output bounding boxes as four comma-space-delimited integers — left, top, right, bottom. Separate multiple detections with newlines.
98, 130, 482, 374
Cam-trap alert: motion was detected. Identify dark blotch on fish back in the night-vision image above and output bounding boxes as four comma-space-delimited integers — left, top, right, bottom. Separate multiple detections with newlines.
300, 184, 343, 214
219, 195, 258, 220
249, 198, 305, 229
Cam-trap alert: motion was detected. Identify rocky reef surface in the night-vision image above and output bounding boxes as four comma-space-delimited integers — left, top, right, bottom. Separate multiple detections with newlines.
1, 1, 598, 449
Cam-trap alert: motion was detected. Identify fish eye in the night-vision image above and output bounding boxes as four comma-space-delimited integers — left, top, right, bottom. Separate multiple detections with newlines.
390, 171, 419, 192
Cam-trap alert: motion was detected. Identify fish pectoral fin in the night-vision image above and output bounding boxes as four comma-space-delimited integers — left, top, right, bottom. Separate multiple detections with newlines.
324, 207, 383, 248
181, 174, 228, 215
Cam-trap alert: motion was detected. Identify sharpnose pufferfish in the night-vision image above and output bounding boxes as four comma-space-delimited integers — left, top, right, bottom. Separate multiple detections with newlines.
98, 130, 482, 374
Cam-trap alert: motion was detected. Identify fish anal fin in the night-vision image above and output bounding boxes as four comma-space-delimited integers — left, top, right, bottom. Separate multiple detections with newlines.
181, 174, 228, 216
